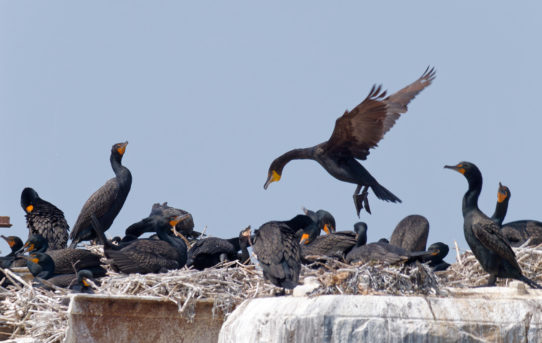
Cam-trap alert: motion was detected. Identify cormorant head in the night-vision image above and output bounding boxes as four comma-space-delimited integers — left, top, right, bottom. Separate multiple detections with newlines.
78, 270, 94, 287
427, 242, 449, 261
378, 238, 389, 243
316, 210, 336, 234
239, 226, 252, 245
353, 222, 368, 246
263, 160, 283, 190
22, 234, 47, 253
497, 182, 511, 203
1, 235, 23, 252
168, 214, 189, 228
444, 161, 482, 181
299, 222, 320, 245
20, 187, 39, 213
111, 141, 128, 158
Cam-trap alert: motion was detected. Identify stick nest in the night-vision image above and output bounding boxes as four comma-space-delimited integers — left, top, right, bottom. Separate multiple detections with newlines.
2, 242, 542, 342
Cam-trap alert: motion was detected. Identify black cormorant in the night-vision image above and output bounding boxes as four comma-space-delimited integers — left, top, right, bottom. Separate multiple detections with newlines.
20, 187, 69, 249
299, 223, 357, 261
346, 222, 434, 264
1, 235, 25, 268
491, 183, 542, 247
186, 226, 251, 270
389, 215, 429, 252
24, 252, 55, 279
445, 161, 541, 288
252, 215, 313, 290
70, 142, 132, 247
91, 213, 188, 274
424, 242, 450, 271
302, 208, 336, 234
23, 234, 106, 276
264, 68, 436, 216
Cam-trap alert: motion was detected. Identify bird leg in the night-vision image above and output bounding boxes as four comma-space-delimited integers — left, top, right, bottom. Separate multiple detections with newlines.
353, 185, 371, 217
486, 274, 497, 287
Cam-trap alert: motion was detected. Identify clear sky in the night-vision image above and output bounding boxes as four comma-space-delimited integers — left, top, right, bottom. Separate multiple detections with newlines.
1, 2, 541, 262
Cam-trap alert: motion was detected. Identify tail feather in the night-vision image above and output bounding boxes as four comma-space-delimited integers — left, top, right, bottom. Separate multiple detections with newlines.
520, 275, 542, 289
371, 183, 401, 203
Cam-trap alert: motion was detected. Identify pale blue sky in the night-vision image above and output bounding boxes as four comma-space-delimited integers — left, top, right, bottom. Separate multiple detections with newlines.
1, 2, 541, 261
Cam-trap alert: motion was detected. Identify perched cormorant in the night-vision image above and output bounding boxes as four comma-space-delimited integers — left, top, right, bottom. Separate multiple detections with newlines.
69, 270, 96, 293
23, 253, 96, 290
299, 223, 357, 261
124, 202, 196, 242
389, 215, 429, 252
70, 142, 132, 247
424, 242, 450, 271
302, 208, 336, 234
346, 222, 434, 264
187, 226, 251, 270
252, 215, 314, 290
445, 161, 541, 288
491, 183, 542, 247
0, 235, 25, 268
24, 252, 55, 279
264, 68, 436, 216
491, 182, 510, 226
91, 213, 188, 274
20, 187, 69, 250
23, 234, 106, 276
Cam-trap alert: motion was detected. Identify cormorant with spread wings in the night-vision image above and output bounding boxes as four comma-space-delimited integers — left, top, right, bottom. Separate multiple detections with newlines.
264, 68, 436, 216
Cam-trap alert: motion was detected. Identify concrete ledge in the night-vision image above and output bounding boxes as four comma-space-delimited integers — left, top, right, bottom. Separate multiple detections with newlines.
219, 287, 542, 343
65, 294, 224, 343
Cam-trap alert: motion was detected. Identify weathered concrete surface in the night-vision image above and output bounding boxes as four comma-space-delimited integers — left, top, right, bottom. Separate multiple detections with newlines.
219, 286, 542, 343
64, 294, 224, 343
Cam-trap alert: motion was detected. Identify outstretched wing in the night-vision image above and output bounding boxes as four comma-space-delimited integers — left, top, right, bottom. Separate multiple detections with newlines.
323, 67, 436, 160
471, 221, 520, 270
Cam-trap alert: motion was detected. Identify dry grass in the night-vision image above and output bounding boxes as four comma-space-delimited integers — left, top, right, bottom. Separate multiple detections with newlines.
1, 242, 542, 342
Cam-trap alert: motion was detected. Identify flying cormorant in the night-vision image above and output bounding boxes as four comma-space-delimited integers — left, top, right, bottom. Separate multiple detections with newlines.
252, 215, 313, 290
20, 187, 69, 249
445, 161, 541, 288
264, 68, 436, 216
389, 214, 429, 252
70, 142, 132, 247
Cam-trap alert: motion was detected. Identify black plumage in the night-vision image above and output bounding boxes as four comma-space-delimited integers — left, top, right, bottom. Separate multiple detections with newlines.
424, 242, 450, 272
24, 252, 55, 279
21, 187, 69, 250
346, 222, 434, 264
252, 215, 313, 289
264, 68, 436, 216
299, 223, 357, 261
91, 213, 187, 274
70, 142, 132, 247
445, 161, 541, 288
491, 183, 542, 247
24, 234, 106, 276
187, 226, 251, 270
23, 253, 96, 290
389, 215, 429, 252
124, 202, 196, 242
1, 235, 25, 268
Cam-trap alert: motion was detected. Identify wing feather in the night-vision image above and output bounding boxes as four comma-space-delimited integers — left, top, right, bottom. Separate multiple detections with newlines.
471, 222, 520, 269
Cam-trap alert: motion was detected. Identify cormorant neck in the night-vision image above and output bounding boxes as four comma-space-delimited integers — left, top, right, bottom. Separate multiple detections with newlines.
238, 240, 250, 262
157, 226, 185, 251
491, 198, 508, 226
227, 237, 241, 251
284, 214, 314, 231
462, 171, 483, 216
110, 153, 125, 175
356, 229, 367, 247
273, 147, 315, 173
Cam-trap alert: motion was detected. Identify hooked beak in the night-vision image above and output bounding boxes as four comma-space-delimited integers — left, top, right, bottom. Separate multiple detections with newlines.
444, 164, 465, 174
169, 214, 190, 228
299, 233, 310, 245
263, 170, 281, 190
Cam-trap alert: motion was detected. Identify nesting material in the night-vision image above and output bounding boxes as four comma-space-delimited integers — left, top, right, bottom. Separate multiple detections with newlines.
2, 242, 542, 342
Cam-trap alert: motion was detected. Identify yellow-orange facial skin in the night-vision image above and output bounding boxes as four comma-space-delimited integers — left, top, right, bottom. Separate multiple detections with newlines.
323, 224, 331, 235
116, 142, 128, 155
264, 170, 281, 189
26, 205, 34, 213
31, 257, 39, 264
455, 164, 466, 175
8, 240, 15, 248
300, 233, 310, 245
497, 191, 508, 203
82, 279, 90, 287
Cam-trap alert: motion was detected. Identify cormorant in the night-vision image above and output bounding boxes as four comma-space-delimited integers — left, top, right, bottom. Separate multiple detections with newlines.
20, 187, 69, 250
24, 252, 55, 279
424, 242, 450, 271
70, 142, 132, 247
23, 234, 106, 276
186, 226, 251, 270
389, 215, 429, 252
264, 68, 436, 216
91, 213, 188, 274
445, 161, 541, 288
302, 208, 336, 234
124, 202, 196, 242
69, 270, 96, 293
346, 222, 435, 264
299, 223, 357, 261
252, 215, 314, 290
491, 183, 542, 247
1, 235, 25, 268
23, 253, 96, 290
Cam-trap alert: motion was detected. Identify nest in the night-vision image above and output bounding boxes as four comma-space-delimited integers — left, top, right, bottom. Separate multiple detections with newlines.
2, 242, 542, 342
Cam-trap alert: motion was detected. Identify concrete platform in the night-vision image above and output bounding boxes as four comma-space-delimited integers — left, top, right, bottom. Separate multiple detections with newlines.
65, 294, 224, 343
